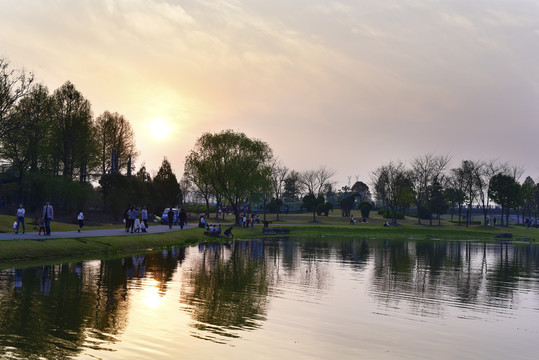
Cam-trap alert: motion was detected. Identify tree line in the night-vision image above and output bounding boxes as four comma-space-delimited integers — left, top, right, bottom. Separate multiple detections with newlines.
2, 58, 537, 226
0, 58, 180, 217
372, 155, 539, 227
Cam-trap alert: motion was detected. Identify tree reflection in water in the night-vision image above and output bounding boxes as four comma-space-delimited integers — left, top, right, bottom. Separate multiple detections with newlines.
0, 238, 537, 358
180, 240, 270, 342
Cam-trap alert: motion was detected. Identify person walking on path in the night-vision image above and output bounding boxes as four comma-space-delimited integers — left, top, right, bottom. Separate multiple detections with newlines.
77, 209, 84, 232
168, 208, 174, 229
178, 208, 187, 230
124, 205, 131, 232
129, 206, 138, 233
141, 206, 148, 231
42, 201, 54, 235
15, 203, 25, 234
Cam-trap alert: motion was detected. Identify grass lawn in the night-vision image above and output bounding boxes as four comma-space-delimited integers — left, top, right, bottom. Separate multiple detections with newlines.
0, 210, 536, 268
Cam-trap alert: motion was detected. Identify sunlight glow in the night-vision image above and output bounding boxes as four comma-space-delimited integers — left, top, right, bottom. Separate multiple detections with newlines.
142, 279, 164, 309
148, 117, 171, 140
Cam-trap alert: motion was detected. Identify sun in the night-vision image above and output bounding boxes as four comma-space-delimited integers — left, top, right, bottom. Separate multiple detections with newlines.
148, 117, 171, 140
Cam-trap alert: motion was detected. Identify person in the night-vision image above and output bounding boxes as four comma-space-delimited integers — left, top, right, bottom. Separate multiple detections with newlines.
349, 214, 355, 225
179, 208, 187, 229
129, 206, 138, 233
77, 209, 84, 232
38, 218, 46, 235
42, 201, 54, 235
217, 224, 222, 235
140, 218, 146, 232
168, 208, 174, 229
141, 206, 148, 230
124, 205, 131, 232
15, 203, 25, 234
134, 216, 141, 233
224, 226, 234, 237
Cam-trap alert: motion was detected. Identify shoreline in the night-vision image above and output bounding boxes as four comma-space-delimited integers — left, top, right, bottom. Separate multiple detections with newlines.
0, 224, 536, 269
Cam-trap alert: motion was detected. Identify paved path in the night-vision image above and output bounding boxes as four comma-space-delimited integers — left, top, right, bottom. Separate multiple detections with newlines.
0, 224, 196, 241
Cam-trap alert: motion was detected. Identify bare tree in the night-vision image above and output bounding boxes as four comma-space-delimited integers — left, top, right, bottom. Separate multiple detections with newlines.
300, 166, 335, 197
95, 111, 138, 176
475, 159, 504, 226
299, 166, 335, 222
270, 161, 288, 220
0, 58, 34, 139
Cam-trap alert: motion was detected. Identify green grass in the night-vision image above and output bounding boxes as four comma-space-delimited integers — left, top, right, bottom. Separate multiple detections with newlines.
0, 213, 126, 233
0, 211, 536, 268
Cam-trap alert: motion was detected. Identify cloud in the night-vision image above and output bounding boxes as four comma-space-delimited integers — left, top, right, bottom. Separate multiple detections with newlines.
1, 0, 538, 184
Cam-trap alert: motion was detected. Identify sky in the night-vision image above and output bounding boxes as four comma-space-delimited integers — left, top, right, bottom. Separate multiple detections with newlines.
1, 0, 538, 188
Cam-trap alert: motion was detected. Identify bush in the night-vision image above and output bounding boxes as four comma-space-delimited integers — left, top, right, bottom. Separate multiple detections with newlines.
378, 208, 404, 219
448, 220, 481, 225
359, 202, 372, 219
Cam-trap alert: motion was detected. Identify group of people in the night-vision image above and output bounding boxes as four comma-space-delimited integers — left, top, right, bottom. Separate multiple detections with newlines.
14, 201, 55, 235
124, 205, 149, 233
203, 223, 234, 237
167, 208, 188, 229
241, 213, 260, 229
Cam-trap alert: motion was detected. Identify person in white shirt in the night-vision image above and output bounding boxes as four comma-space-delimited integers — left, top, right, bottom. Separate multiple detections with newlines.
15, 203, 25, 234
77, 209, 84, 232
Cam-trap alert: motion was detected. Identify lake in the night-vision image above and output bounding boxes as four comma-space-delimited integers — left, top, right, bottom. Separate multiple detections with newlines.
0, 238, 538, 359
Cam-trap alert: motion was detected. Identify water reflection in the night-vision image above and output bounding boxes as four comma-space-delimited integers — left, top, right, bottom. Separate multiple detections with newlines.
0, 239, 537, 359
180, 241, 270, 342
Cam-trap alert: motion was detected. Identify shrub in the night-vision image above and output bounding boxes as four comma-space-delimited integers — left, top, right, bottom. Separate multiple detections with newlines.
359, 202, 372, 219
378, 209, 404, 219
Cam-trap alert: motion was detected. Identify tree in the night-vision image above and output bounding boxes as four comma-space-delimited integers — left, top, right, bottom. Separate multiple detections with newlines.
359, 202, 372, 219
184, 130, 273, 225
49, 81, 96, 181
521, 176, 535, 221
0, 58, 34, 139
270, 162, 288, 220
372, 161, 414, 225
489, 173, 521, 227
444, 187, 466, 222
283, 170, 303, 200
410, 154, 450, 225
430, 177, 448, 225
250, 165, 274, 221
299, 166, 335, 222
451, 160, 480, 227
351, 181, 370, 202
154, 158, 181, 208
339, 195, 355, 217
0, 83, 52, 202
95, 111, 138, 175
475, 159, 504, 226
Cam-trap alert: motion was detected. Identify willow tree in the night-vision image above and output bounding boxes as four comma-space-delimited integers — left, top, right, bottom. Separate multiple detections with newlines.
184, 130, 273, 225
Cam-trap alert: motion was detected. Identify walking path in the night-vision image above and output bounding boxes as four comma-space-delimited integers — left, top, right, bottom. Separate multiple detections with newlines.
0, 224, 195, 241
